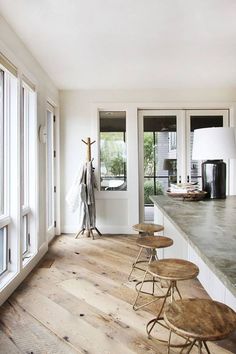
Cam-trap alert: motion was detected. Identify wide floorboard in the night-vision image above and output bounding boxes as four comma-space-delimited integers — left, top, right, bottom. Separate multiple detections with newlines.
0, 234, 235, 354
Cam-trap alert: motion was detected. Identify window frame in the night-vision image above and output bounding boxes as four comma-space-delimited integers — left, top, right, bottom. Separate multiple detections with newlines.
21, 81, 37, 262
99, 111, 127, 192
185, 109, 229, 185
0, 64, 16, 281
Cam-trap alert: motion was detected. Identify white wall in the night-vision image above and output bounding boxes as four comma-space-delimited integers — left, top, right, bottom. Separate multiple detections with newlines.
0, 16, 59, 248
60, 89, 236, 234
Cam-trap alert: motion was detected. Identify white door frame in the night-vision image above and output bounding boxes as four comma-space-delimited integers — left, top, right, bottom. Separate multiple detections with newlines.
185, 109, 229, 191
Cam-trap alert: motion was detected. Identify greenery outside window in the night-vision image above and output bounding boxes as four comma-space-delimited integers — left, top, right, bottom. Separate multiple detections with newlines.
99, 111, 127, 191
143, 116, 177, 204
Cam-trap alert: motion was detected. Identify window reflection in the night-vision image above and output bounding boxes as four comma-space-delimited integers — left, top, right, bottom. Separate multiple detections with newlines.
100, 111, 127, 191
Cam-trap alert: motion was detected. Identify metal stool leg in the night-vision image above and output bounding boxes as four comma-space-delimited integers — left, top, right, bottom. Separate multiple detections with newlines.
146, 282, 172, 337
128, 246, 144, 281
132, 254, 155, 310
203, 341, 211, 354
146, 280, 186, 344
174, 281, 182, 300
133, 268, 149, 310
180, 338, 191, 354
167, 329, 172, 354
198, 340, 203, 354
185, 339, 197, 354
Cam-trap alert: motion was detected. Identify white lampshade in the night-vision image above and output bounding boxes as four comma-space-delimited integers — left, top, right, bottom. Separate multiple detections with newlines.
192, 127, 236, 160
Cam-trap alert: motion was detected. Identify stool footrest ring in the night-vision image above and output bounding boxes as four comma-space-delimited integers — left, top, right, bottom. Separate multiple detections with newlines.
135, 279, 166, 297
146, 318, 191, 348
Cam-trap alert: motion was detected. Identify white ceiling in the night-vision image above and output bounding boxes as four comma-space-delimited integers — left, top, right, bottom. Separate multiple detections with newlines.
1, 0, 236, 90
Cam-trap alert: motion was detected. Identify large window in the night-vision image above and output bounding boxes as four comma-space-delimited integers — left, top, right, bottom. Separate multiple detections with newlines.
0, 70, 4, 216
0, 64, 16, 278
0, 53, 39, 294
100, 111, 127, 191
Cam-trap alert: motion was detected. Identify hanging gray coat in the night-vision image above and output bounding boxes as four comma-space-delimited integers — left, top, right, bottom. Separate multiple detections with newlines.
66, 161, 97, 230
81, 161, 96, 230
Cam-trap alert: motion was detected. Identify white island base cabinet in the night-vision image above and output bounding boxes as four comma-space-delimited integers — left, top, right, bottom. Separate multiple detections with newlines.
154, 205, 236, 311
188, 244, 226, 304
154, 207, 188, 260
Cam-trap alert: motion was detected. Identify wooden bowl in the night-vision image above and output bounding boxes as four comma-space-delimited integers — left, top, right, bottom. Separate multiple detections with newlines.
166, 190, 207, 201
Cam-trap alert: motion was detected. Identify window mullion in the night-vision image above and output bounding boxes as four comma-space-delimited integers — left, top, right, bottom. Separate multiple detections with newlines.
0, 215, 11, 229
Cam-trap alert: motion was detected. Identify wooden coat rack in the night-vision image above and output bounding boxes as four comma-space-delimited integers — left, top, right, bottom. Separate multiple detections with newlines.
82, 137, 95, 162
75, 137, 102, 239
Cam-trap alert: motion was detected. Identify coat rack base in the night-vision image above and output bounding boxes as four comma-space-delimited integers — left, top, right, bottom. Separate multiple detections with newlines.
75, 227, 102, 240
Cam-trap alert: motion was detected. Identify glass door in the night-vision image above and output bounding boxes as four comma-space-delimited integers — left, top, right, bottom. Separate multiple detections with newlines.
138, 110, 185, 222
186, 110, 228, 188
46, 103, 56, 239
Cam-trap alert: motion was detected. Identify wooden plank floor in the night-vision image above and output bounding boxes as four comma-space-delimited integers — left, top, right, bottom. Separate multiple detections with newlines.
0, 234, 235, 354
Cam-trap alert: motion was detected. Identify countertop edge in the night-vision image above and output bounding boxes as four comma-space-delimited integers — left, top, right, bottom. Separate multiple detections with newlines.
150, 195, 236, 297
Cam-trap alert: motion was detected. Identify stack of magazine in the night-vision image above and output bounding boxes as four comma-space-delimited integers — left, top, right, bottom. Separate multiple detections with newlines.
168, 182, 199, 194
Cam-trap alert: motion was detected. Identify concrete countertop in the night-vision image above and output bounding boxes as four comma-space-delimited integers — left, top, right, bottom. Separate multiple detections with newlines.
150, 195, 236, 297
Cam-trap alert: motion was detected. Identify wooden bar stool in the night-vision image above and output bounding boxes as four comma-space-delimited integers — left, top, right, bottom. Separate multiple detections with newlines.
132, 223, 164, 236
128, 223, 164, 281
129, 236, 173, 310
146, 258, 199, 343
128, 236, 173, 283
164, 299, 236, 354
132, 223, 165, 263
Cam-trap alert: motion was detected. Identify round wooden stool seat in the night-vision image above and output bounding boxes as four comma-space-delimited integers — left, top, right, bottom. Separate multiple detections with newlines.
146, 259, 200, 345
132, 223, 164, 234
136, 236, 173, 249
148, 258, 199, 281
164, 299, 236, 353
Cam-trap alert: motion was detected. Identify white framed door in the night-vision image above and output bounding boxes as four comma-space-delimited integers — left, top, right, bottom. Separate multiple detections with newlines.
46, 103, 56, 239
138, 109, 185, 222
138, 108, 230, 222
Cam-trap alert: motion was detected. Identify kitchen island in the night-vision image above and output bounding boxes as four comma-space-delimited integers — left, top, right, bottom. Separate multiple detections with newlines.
151, 195, 236, 311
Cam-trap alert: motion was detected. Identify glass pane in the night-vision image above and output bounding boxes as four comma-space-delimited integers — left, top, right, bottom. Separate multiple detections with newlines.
22, 215, 28, 255
0, 227, 7, 275
143, 116, 177, 204
100, 111, 127, 191
0, 70, 4, 215
190, 116, 223, 185
47, 110, 53, 227
22, 87, 29, 207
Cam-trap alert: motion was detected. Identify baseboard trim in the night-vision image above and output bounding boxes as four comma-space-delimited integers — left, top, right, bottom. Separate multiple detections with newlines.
62, 225, 134, 234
